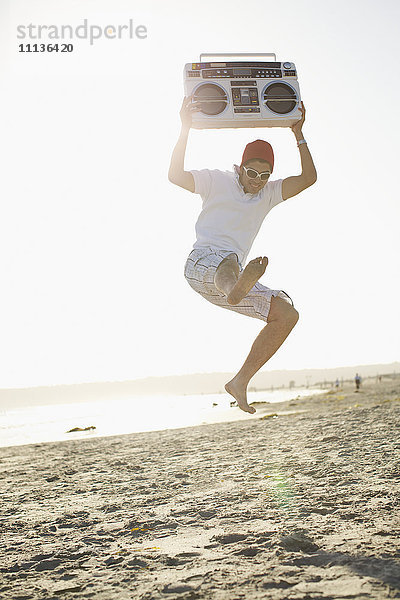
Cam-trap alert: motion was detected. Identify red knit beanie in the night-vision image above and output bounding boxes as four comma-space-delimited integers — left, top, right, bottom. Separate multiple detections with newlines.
240, 139, 274, 171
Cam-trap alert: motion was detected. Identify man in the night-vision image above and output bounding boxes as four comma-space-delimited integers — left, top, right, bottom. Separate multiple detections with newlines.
168, 97, 317, 414
355, 373, 362, 390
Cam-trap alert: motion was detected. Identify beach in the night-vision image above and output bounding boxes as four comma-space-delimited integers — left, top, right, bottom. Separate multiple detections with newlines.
1, 377, 399, 599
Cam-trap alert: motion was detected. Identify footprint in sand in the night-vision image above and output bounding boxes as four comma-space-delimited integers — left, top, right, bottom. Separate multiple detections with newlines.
162, 583, 195, 594
213, 533, 249, 544
279, 532, 319, 553
235, 547, 262, 557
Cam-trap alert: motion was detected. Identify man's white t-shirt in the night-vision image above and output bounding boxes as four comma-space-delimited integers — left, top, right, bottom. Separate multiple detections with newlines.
190, 166, 285, 265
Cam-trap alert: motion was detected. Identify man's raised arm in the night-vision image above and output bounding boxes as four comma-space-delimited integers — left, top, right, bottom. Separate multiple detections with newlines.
168, 97, 199, 193
282, 102, 317, 201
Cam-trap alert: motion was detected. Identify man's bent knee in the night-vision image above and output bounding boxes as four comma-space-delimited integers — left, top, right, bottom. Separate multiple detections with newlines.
215, 254, 240, 275
268, 295, 299, 327
214, 255, 240, 283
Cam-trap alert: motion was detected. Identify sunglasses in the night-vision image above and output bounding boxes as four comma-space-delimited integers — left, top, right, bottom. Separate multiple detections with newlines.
243, 166, 271, 181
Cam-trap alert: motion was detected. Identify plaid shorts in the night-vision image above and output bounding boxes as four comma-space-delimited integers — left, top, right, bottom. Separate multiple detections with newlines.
184, 248, 293, 323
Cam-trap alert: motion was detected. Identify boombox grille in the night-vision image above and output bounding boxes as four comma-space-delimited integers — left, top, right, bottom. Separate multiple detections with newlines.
193, 84, 228, 116
263, 83, 297, 114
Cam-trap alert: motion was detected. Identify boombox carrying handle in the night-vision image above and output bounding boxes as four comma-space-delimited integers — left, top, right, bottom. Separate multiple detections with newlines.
200, 53, 277, 62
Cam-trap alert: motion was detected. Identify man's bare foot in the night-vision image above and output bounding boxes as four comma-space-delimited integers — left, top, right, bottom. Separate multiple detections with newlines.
226, 257, 268, 305
225, 378, 256, 414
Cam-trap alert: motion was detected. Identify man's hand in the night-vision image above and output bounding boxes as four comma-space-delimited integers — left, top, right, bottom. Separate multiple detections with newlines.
180, 96, 201, 130
291, 101, 306, 138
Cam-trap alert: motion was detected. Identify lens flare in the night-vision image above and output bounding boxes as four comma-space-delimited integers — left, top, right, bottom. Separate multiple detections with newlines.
263, 468, 298, 516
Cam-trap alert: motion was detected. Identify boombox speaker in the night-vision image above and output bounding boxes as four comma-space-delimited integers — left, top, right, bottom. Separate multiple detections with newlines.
184, 53, 302, 129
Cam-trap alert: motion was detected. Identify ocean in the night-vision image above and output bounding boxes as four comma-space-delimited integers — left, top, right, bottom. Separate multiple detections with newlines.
0, 388, 324, 449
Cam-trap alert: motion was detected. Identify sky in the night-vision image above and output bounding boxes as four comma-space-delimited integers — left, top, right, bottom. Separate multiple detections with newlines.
0, 0, 399, 388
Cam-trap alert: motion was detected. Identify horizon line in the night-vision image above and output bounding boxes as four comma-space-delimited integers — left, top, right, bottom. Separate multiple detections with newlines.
0, 360, 398, 393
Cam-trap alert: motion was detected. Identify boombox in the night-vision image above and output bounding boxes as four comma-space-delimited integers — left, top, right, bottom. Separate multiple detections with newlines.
183, 53, 301, 129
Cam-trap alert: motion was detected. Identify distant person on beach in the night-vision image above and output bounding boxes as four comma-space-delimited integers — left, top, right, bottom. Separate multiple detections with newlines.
355, 373, 362, 390
169, 98, 317, 414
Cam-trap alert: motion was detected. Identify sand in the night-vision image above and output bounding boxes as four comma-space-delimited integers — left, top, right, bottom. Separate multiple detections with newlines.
1, 377, 399, 600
